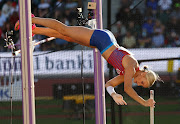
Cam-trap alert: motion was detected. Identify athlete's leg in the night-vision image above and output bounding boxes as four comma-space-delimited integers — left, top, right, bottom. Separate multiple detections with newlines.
33, 27, 62, 39
32, 17, 94, 46
33, 27, 94, 47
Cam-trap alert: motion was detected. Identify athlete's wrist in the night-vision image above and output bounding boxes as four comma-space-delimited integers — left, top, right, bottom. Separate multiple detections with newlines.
106, 86, 116, 96
111, 92, 117, 98
139, 97, 146, 106
142, 99, 148, 107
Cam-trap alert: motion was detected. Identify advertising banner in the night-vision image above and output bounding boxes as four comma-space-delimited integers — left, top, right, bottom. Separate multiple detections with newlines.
0, 48, 179, 76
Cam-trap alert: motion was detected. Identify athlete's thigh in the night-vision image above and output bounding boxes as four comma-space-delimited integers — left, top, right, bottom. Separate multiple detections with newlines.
64, 26, 94, 46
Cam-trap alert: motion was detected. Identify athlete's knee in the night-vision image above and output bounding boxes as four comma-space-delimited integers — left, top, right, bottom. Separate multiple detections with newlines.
58, 25, 70, 36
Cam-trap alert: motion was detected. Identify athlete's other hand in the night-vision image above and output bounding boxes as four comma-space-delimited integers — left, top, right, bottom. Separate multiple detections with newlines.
144, 98, 156, 108
111, 93, 127, 105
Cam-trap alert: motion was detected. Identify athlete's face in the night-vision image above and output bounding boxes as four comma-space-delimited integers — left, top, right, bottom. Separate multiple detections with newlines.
134, 72, 149, 88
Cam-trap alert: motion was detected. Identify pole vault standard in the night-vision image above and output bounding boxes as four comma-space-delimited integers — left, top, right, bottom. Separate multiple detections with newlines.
150, 90, 154, 124
19, 0, 36, 124
91, 0, 106, 124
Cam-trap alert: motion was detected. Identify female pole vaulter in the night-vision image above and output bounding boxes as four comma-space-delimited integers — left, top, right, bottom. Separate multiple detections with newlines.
15, 16, 159, 107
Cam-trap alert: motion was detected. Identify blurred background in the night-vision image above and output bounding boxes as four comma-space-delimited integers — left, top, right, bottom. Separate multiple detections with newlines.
0, 0, 180, 124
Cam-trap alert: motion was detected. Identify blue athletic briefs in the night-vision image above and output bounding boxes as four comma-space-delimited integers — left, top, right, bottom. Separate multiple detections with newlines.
90, 29, 117, 54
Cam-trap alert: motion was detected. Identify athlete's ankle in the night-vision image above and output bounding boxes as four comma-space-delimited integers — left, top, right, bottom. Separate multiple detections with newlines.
14, 13, 36, 37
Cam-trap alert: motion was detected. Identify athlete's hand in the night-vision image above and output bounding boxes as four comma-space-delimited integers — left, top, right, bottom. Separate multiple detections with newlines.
111, 93, 127, 105
144, 98, 156, 108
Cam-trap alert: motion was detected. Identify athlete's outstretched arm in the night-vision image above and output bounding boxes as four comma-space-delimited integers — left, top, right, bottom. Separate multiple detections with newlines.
124, 65, 146, 105
123, 65, 155, 107
105, 75, 127, 105
121, 55, 155, 107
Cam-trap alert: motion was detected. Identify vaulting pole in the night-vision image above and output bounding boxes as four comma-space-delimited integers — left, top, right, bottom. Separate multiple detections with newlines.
19, 0, 36, 124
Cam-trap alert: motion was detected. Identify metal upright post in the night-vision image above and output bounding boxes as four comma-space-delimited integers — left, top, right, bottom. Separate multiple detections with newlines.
19, 0, 36, 124
91, 0, 106, 124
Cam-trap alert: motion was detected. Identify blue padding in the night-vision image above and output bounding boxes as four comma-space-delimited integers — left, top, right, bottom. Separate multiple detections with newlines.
90, 29, 117, 54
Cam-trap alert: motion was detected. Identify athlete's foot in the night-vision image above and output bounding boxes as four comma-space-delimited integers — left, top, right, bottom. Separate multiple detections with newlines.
14, 20, 19, 31
14, 14, 36, 37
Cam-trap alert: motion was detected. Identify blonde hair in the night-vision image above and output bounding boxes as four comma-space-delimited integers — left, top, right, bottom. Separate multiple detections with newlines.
141, 65, 161, 87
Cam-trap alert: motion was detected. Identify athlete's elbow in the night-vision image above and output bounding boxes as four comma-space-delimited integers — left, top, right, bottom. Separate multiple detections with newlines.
105, 81, 112, 88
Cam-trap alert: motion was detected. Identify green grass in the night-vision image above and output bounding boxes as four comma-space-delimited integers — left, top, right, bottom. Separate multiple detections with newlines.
1, 115, 179, 124
0, 119, 23, 124
0, 96, 180, 124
